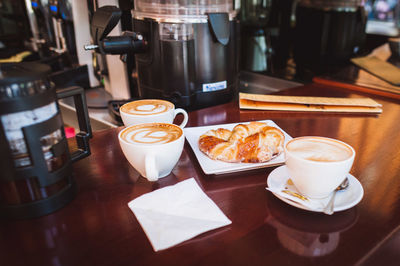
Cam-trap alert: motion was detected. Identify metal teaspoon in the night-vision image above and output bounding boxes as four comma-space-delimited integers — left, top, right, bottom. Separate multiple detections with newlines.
323, 178, 350, 215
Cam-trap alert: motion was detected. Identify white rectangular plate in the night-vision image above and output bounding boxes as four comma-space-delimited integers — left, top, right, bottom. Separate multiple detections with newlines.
184, 120, 292, 175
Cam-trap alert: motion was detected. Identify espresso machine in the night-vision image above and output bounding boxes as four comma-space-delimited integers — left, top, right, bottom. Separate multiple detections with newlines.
48, 0, 76, 55
85, 0, 239, 110
294, 0, 367, 77
30, 0, 56, 56
28, 0, 74, 71
239, 0, 273, 73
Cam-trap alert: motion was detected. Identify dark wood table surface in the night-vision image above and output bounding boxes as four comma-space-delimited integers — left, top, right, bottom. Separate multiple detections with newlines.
2, 83, 400, 266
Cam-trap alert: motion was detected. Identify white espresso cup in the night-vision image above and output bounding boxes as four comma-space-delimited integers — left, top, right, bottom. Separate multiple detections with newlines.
118, 122, 185, 181
284, 136, 355, 199
120, 99, 188, 128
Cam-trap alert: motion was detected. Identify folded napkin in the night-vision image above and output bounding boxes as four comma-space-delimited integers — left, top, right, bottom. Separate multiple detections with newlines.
128, 178, 232, 251
266, 180, 332, 211
266, 187, 326, 210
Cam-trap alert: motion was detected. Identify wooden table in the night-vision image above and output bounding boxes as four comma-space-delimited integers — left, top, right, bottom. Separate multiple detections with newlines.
2, 83, 400, 266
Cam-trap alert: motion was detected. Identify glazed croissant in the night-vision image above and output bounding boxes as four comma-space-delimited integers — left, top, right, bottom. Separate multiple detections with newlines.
198, 122, 285, 163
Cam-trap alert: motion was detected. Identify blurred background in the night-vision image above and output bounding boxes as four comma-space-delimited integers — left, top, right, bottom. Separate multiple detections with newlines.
0, 0, 399, 127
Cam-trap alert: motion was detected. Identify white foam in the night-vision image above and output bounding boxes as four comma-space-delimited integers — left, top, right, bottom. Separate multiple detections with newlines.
287, 139, 352, 162
128, 104, 168, 115
124, 128, 172, 145
138, 104, 164, 111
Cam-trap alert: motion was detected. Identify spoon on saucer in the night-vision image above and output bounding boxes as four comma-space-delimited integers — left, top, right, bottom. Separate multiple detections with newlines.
323, 178, 350, 215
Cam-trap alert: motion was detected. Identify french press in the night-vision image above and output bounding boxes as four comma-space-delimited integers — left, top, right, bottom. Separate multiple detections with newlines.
0, 62, 92, 219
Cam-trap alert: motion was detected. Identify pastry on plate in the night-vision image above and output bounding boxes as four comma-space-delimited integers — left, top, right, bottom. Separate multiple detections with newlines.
198, 122, 285, 163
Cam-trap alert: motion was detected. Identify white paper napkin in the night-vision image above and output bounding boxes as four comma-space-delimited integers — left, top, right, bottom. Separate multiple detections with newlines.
266, 175, 335, 211
266, 187, 326, 210
128, 178, 232, 251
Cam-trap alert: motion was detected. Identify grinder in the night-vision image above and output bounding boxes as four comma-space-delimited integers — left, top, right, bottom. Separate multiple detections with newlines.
294, 0, 367, 76
85, 1, 239, 110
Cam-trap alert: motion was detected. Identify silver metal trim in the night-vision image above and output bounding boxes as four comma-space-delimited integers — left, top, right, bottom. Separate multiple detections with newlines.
131, 10, 237, 23
300, 6, 359, 12
84, 44, 99, 51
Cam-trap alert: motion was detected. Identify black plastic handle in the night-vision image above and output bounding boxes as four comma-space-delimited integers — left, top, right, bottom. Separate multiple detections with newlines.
91, 6, 122, 46
56, 86, 92, 162
207, 13, 230, 45
101, 36, 147, 54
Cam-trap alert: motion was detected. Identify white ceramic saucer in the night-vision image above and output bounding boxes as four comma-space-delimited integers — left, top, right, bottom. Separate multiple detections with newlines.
267, 165, 364, 213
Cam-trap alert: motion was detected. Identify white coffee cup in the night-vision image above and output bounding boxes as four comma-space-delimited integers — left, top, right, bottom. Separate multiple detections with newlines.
284, 136, 355, 199
118, 122, 185, 181
120, 99, 188, 128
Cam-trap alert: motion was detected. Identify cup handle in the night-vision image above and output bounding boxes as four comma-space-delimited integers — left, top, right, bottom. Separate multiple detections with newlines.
174, 108, 188, 128
145, 154, 159, 181
56, 86, 92, 162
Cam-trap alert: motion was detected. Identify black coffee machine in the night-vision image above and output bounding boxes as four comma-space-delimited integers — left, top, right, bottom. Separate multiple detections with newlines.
0, 62, 92, 219
294, 0, 367, 77
239, 0, 273, 73
85, 0, 239, 110
29, 0, 75, 70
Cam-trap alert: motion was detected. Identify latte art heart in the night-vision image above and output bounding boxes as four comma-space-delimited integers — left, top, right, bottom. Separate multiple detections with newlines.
121, 123, 182, 145
121, 99, 173, 116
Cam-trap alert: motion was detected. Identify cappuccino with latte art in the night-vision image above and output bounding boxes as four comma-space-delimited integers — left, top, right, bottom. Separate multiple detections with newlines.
120, 99, 188, 128
118, 123, 185, 181
120, 123, 182, 145
120, 99, 173, 116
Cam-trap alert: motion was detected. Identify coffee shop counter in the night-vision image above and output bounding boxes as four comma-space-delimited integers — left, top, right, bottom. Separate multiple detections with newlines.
2, 82, 400, 266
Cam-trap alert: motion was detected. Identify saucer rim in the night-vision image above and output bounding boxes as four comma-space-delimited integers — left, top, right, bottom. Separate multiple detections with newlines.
267, 165, 364, 213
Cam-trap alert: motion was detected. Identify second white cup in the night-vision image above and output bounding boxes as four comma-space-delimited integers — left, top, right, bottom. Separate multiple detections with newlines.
120, 99, 188, 128
284, 136, 355, 199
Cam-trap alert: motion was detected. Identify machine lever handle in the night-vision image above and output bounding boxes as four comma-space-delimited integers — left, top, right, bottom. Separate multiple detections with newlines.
85, 35, 147, 55
90, 6, 122, 43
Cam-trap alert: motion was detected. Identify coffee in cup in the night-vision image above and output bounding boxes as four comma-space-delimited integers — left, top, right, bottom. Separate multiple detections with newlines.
120, 99, 188, 128
284, 136, 355, 199
118, 123, 185, 181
